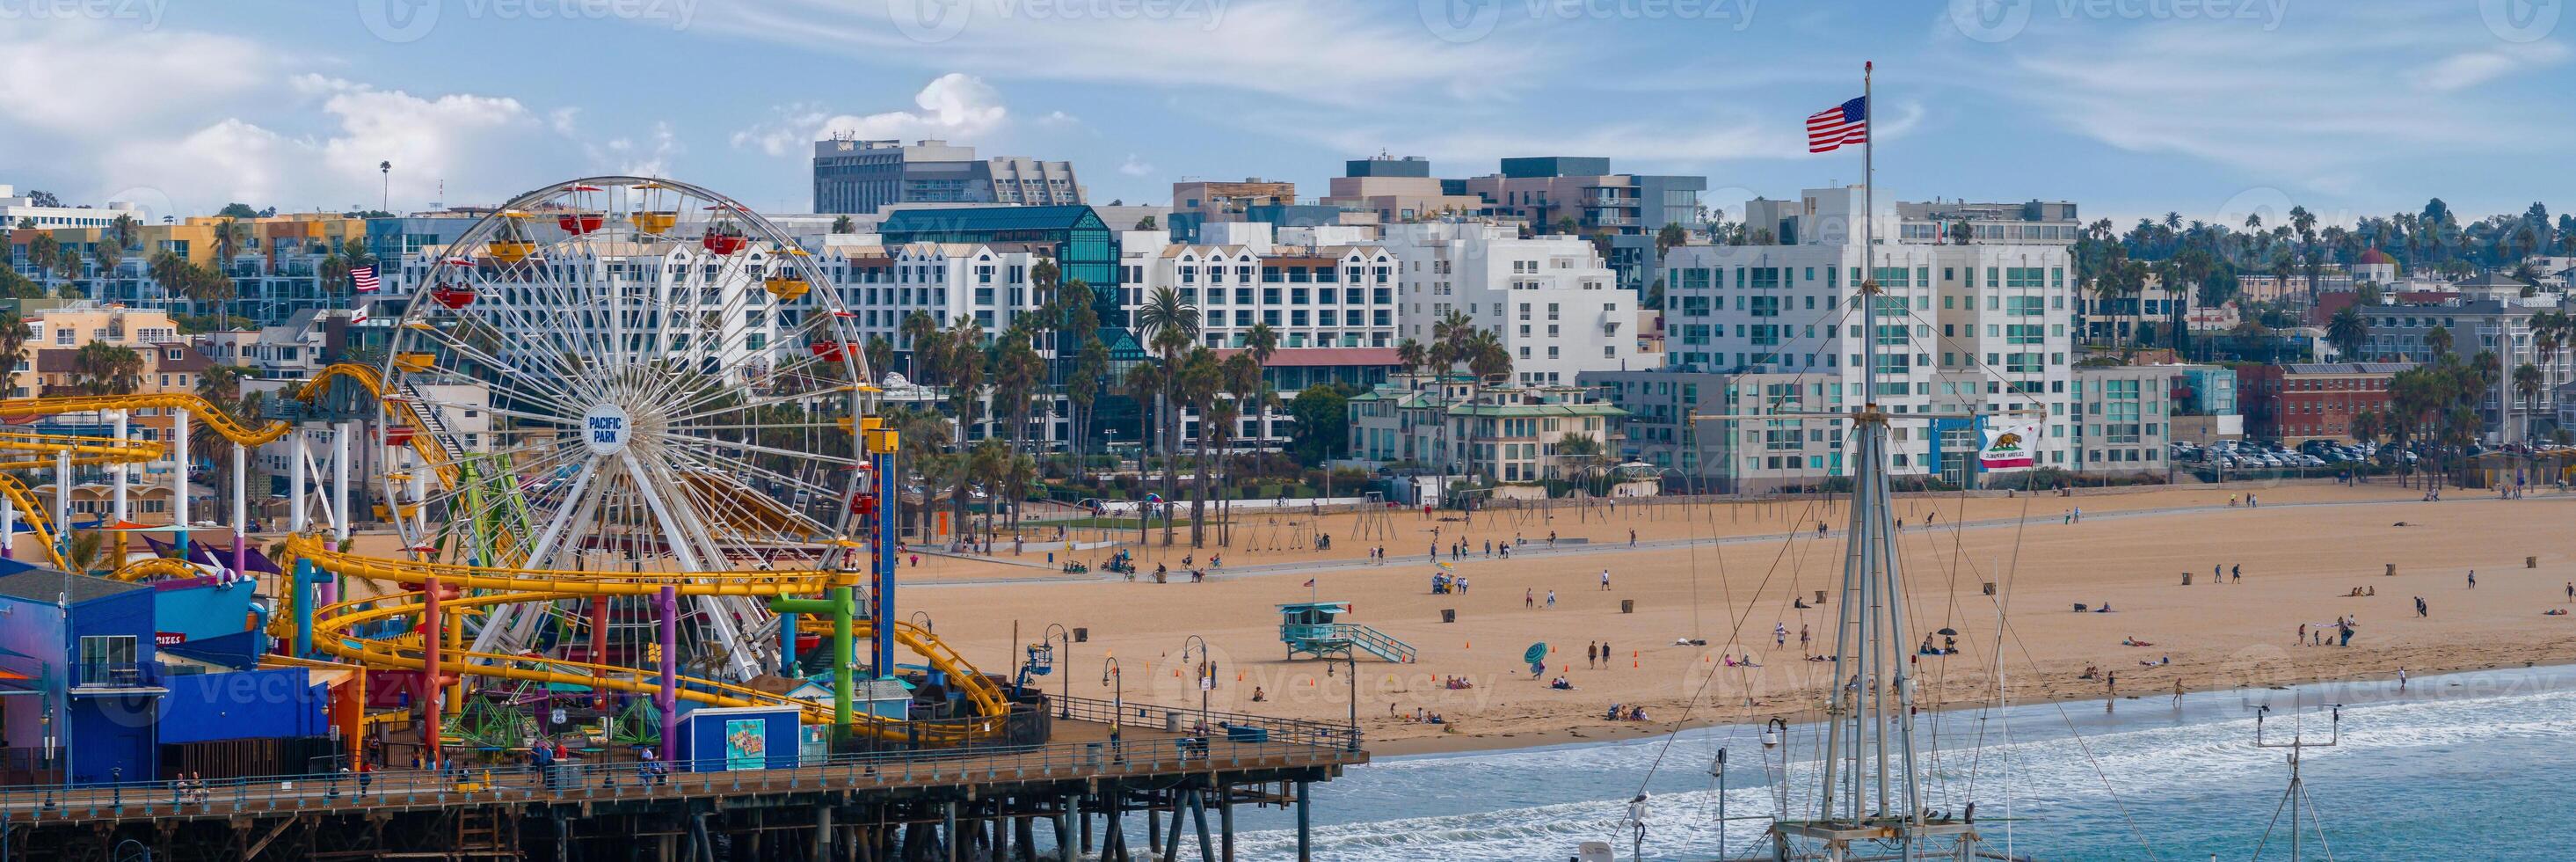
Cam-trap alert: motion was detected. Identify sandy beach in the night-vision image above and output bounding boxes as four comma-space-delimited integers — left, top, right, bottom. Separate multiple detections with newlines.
100, 478, 2576, 759
897, 480, 2576, 756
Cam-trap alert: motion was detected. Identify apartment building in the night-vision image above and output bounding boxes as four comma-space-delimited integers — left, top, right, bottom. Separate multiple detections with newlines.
1381, 222, 1643, 386
1117, 224, 1399, 351
1345, 376, 1625, 485
1657, 196, 2078, 481
1895, 199, 2081, 245
812, 138, 1083, 215
2237, 362, 2412, 443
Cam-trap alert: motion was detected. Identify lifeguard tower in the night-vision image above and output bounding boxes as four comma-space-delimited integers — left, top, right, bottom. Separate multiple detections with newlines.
1277, 602, 1415, 662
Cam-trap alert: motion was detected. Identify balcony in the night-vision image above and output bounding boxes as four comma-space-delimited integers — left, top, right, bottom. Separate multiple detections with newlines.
70, 661, 162, 694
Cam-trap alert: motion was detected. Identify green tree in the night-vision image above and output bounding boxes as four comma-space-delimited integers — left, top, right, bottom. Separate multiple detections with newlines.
1285, 383, 1355, 464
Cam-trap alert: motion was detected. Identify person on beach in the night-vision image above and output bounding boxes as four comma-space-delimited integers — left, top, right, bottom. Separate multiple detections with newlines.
2467, 570, 2477, 589
1546, 589, 1558, 609
1776, 623, 1788, 647
1587, 641, 1598, 668
1525, 588, 1535, 609
2231, 564, 2241, 583
1599, 569, 1612, 591
2415, 596, 2427, 617
2297, 622, 2307, 643
2173, 679, 2185, 705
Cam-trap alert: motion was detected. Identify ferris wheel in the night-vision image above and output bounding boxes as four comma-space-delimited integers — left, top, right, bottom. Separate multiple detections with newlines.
378, 177, 870, 682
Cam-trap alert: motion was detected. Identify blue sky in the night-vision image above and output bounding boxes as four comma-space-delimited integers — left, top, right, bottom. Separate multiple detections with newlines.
6, 0, 2571, 229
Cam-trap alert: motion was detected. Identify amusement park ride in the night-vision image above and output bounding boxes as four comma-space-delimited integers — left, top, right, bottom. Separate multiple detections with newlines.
0, 178, 1004, 768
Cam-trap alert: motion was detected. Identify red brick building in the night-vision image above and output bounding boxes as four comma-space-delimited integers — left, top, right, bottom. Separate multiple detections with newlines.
2237, 362, 2413, 442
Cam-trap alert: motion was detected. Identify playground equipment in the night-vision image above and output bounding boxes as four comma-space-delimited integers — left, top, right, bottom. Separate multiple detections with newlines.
0, 177, 1010, 779
1277, 602, 1416, 663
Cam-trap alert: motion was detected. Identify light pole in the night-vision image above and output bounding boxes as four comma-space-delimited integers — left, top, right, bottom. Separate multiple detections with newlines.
1101, 657, 1124, 757
1044, 623, 1072, 719
1182, 634, 1211, 735
1344, 646, 1359, 752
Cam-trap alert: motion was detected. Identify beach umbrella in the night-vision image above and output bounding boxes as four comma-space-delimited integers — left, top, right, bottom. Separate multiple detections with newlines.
1522, 643, 1549, 665
1936, 627, 1958, 636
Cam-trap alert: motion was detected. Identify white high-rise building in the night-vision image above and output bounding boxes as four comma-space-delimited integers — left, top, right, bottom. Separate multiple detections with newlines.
1381, 222, 1643, 386
1658, 230, 2078, 485
1116, 224, 1399, 350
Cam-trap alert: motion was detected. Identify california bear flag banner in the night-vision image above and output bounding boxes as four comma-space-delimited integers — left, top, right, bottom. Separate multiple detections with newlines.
1978, 423, 2039, 471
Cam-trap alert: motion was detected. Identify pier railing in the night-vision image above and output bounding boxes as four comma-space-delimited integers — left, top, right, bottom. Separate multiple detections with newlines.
1051, 695, 1358, 750
0, 713, 1362, 823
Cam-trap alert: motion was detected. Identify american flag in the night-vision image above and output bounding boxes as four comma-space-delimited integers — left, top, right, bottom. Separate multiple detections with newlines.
1807, 97, 1867, 153
349, 264, 380, 293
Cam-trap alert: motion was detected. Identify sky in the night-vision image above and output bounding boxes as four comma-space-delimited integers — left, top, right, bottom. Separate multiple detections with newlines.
4, 0, 2572, 230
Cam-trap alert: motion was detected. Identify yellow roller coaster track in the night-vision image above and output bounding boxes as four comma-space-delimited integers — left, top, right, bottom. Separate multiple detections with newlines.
9, 366, 1004, 741
281, 534, 1010, 733
0, 363, 443, 573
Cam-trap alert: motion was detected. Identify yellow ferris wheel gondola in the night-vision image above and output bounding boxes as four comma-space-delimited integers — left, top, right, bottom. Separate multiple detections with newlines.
765, 247, 813, 301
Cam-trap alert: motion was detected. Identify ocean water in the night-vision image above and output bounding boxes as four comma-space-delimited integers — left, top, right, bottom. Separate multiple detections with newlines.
1224, 666, 2576, 860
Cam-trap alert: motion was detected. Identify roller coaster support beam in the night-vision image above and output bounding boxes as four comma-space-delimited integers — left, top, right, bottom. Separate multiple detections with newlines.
289, 428, 307, 534
424, 573, 444, 770
111, 410, 127, 522
3, 491, 15, 559
658, 584, 679, 763
778, 610, 797, 674
294, 557, 317, 658
331, 421, 352, 551
231, 445, 246, 580
870, 441, 899, 685
591, 596, 609, 711
53, 449, 69, 564
767, 586, 856, 733
171, 406, 190, 550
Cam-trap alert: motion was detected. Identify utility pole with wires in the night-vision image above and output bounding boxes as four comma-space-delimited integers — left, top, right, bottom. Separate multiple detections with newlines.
2251, 702, 2341, 862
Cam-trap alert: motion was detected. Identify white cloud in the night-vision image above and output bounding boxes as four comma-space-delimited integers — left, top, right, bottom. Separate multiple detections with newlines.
1117, 154, 1155, 177
731, 74, 1009, 157
1944, 6, 2567, 194
695, 0, 1540, 106
2417, 42, 2571, 92
97, 77, 660, 213
0, 19, 269, 134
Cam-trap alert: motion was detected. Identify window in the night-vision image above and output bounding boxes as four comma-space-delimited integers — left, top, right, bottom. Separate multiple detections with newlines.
78, 634, 139, 686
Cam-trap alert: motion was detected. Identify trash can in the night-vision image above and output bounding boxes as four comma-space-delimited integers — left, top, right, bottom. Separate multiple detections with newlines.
1163, 712, 1182, 733
1073, 627, 1088, 643
1440, 609, 1456, 624
1619, 599, 1634, 614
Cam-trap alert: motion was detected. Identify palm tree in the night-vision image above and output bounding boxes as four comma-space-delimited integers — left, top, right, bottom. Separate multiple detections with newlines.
1216, 351, 1266, 546
1461, 329, 1513, 481
0, 310, 28, 398
72, 341, 143, 396
24, 233, 60, 287
88, 237, 123, 300
2326, 305, 2368, 359
1067, 337, 1108, 466
2515, 362, 2544, 440
2427, 326, 2455, 362
899, 310, 939, 380
1177, 347, 1222, 546
1394, 338, 1427, 386
1132, 286, 1200, 544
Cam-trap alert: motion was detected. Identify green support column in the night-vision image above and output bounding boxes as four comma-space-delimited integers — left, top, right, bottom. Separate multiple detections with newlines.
768, 585, 857, 732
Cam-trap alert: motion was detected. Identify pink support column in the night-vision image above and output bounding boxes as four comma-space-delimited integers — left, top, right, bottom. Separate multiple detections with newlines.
658, 585, 679, 763
424, 575, 443, 770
